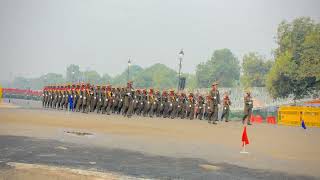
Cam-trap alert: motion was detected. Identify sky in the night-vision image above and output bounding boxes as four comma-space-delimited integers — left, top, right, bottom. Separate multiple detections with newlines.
0, 0, 319, 81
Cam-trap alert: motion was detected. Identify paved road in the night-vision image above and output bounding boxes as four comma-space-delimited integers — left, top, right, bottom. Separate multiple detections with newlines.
0, 135, 316, 180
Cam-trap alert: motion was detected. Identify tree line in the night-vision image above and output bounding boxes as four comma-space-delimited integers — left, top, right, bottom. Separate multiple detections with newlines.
8, 17, 320, 99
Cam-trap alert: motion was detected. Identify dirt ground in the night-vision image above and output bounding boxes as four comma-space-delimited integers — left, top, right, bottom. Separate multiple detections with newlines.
0, 162, 126, 180
0, 101, 320, 178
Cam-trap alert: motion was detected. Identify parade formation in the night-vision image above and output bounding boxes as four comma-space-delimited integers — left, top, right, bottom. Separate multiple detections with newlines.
42, 82, 253, 125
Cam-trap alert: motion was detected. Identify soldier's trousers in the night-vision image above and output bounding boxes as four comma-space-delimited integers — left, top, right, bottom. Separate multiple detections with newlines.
197, 107, 204, 120
211, 105, 218, 121
221, 107, 229, 121
126, 104, 134, 117
117, 102, 123, 114
156, 104, 163, 117
96, 104, 102, 113
122, 105, 129, 116
188, 107, 195, 120
112, 101, 118, 113
101, 101, 108, 114
69, 101, 73, 111
76, 101, 82, 112
136, 103, 144, 115
82, 103, 87, 113
106, 102, 113, 115
64, 101, 68, 110
170, 105, 177, 119
143, 103, 150, 117
242, 109, 252, 124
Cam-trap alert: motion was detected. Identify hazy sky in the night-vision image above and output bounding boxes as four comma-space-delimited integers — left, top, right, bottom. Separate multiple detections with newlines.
0, 0, 319, 81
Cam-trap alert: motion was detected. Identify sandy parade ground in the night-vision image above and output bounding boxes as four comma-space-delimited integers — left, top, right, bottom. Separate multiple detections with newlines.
0, 99, 320, 179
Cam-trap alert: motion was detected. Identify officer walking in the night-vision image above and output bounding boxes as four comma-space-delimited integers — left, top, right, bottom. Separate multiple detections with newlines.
242, 91, 253, 125
221, 92, 231, 122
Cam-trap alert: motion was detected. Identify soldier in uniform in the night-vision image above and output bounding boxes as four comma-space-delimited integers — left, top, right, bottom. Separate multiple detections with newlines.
157, 90, 166, 117
112, 88, 120, 114
208, 82, 220, 124
117, 87, 125, 114
106, 85, 114, 115
84, 84, 92, 113
126, 84, 135, 118
148, 89, 157, 117
42, 87, 46, 107
187, 93, 195, 120
132, 89, 140, 115
164, 90, 174, 118
56, 86, 61, 109
101, 86, 108, 114
52, 86, 58, 109
48, 88, 53, 108
154, 90, 162, 117
196, 95, 205, 120
176, 93, 184, 119
242, 91, 253, 125
122, 82, 132, 117
221, 93, 231, 122
64, 85, 70, 110
76, 84, 84, 112
75, 85, 81, 111
60, 87, 66, 110
170, 92, 178, 119
96, 85, 103, 113
82, 85, 88, 113
90, 86, 97, 112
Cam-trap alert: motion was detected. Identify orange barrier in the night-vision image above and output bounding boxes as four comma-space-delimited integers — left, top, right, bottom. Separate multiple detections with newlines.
267, 116, 276, 124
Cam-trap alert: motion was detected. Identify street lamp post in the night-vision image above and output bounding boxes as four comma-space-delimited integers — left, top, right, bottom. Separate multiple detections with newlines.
178, 49, 184, 91
127, 58, 131, 82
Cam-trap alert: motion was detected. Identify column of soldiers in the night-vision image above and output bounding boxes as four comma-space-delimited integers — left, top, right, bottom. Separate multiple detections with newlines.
42, 82, 252, 125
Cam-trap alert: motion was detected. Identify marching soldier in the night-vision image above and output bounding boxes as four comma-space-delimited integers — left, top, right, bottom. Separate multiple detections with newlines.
117, 87, 125, 114
84, 84, 91, 113
96, 85, 103, 113
196, 95, 205, 120
148, 89, 157, 117
221, 93, 231, 122
90, 86, 97, 112
75, 85, 82, 112
187, 93, 195, 120
52, 86, 57, 109
82, 85, 88, 113
208, 82, 220, 124
60, 87, 66, 110
132, 89, 140, 114
154, 90, 161, 117
112, 88, 120, 114
157, 90, 166, 117
242, 91, 253, 125
64, 85, 70, 110
101, 86, 108, 114
170, 92, 179, 119
106, 85, 114, 115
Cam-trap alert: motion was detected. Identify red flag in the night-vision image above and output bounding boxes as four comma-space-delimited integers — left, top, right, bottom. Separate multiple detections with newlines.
242, 126, 249, 146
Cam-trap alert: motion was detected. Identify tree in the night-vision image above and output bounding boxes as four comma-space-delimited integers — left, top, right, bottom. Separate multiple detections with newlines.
266, 17, 320, 99
83, 70, 101, 85
196, 49, 240, 88
241, 52, 273, 88
134, 63, 177, 89
100, 73, 112, 85
66, 64, 81, 83
112, 65, 143, 86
